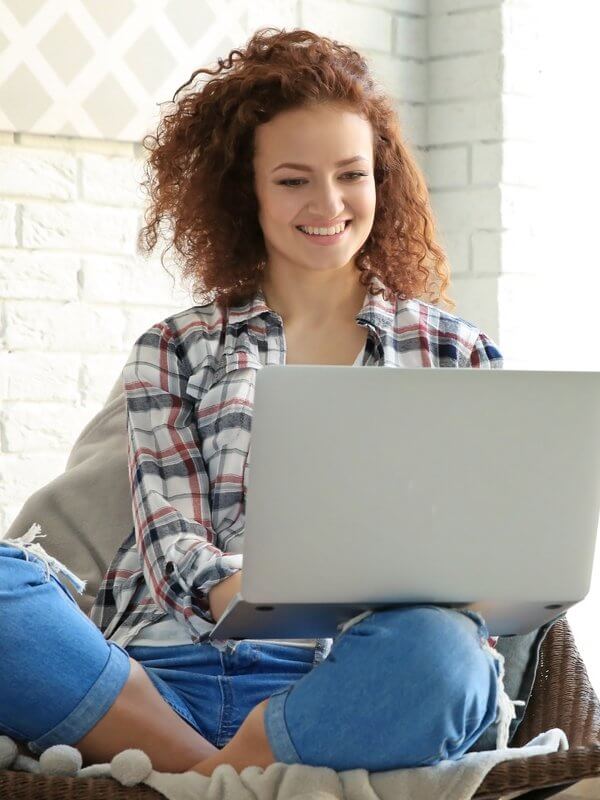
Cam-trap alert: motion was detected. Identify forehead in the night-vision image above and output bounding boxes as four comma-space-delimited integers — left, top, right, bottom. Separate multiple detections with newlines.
253, 105, 374, 165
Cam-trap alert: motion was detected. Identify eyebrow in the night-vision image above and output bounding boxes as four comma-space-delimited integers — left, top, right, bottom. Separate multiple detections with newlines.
271, 155, 369, 173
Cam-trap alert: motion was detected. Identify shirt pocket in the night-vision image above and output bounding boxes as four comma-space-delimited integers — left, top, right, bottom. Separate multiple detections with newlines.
210, 348, 263, 387
187, 349, 263, 397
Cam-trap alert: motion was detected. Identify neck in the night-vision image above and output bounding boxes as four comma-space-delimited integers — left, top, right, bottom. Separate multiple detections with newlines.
261, 267, 368, 329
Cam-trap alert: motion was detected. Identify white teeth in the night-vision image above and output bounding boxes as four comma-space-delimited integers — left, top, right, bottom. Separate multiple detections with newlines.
298, 221, 348, 236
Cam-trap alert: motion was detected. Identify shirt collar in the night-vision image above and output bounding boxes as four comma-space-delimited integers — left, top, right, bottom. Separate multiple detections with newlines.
227, 274, 396, 335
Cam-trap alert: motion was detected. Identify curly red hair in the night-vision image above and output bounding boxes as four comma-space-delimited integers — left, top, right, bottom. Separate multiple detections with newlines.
138, 27, 455, 312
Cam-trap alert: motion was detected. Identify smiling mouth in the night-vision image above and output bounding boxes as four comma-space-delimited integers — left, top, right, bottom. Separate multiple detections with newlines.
295, 220, 352, 236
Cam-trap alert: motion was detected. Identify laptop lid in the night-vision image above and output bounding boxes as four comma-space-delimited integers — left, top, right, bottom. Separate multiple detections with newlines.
211, 368, 600, 639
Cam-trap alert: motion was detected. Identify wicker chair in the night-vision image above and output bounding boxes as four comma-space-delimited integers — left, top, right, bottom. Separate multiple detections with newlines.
1, 615, 599, 800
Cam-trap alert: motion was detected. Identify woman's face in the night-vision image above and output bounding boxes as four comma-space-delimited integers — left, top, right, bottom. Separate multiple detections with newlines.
252, 103, 376, 277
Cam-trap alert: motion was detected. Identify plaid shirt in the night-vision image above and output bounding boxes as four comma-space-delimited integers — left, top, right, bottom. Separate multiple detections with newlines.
90, 276, 502, 658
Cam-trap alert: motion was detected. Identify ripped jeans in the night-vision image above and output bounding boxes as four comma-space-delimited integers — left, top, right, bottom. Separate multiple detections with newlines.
0, 530, 519, 772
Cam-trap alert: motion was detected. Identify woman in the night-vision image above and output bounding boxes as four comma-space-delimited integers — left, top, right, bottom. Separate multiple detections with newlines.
0, 28, 514, 775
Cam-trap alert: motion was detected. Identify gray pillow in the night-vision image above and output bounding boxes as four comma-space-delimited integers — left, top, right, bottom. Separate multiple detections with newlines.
3, 371, 132, 615
3, 364, 551, 747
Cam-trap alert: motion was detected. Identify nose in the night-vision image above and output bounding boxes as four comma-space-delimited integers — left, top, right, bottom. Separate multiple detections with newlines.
307, 177, 347, 221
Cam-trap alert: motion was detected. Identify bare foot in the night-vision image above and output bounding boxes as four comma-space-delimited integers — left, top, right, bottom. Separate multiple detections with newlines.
192, 699, 276, 776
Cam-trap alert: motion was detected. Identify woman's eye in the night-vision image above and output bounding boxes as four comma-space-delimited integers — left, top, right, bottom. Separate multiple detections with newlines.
279, 172, 367, 187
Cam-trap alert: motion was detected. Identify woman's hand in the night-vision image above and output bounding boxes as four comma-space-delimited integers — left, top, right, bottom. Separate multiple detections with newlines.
208, 570, 243, 623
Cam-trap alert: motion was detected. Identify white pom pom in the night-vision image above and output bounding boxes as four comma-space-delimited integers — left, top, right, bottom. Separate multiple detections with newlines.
0, 736, 18, 769
110, 749, 152, 786
39, 744, 82, 776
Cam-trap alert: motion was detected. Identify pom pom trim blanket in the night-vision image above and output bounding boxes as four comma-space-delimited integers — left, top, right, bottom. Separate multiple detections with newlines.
0, 729, 568, 800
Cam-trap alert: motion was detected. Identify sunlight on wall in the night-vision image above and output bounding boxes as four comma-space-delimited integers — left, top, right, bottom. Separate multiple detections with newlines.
534, 2, 600, 693
535, 2, 600, 370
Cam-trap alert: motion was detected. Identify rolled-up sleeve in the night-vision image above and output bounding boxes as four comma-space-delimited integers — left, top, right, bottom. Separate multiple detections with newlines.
469, 331, 503, 369
123, 320, 242, 631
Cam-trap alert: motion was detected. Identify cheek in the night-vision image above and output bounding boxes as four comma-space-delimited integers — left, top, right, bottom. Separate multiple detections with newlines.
354, 194, 376, 233
357, 183, 377, 215
262, 191, 298, 229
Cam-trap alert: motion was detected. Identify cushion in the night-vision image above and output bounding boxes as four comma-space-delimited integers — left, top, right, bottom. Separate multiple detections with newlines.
2, 363, 552, 745
3, 371, 131, 615
468, 620, 556, 750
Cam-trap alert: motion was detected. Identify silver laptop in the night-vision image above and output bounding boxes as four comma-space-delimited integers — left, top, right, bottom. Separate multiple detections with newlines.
209, 367, 600, 641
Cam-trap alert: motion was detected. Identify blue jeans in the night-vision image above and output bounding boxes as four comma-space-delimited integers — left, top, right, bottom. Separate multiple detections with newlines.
0, 541, 504, 771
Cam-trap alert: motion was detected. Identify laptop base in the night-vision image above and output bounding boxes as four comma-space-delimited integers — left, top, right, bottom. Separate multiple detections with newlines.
207, 594, 572, 641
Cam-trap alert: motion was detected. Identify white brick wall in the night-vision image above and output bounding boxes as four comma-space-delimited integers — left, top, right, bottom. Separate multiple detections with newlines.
427, 2, 504, 337
0, 133, 190, 532
425, 0, 554, 368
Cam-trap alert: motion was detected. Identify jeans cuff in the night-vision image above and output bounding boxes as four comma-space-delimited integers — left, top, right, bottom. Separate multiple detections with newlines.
263, 686, 302, 764
28, 642, 131, 755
